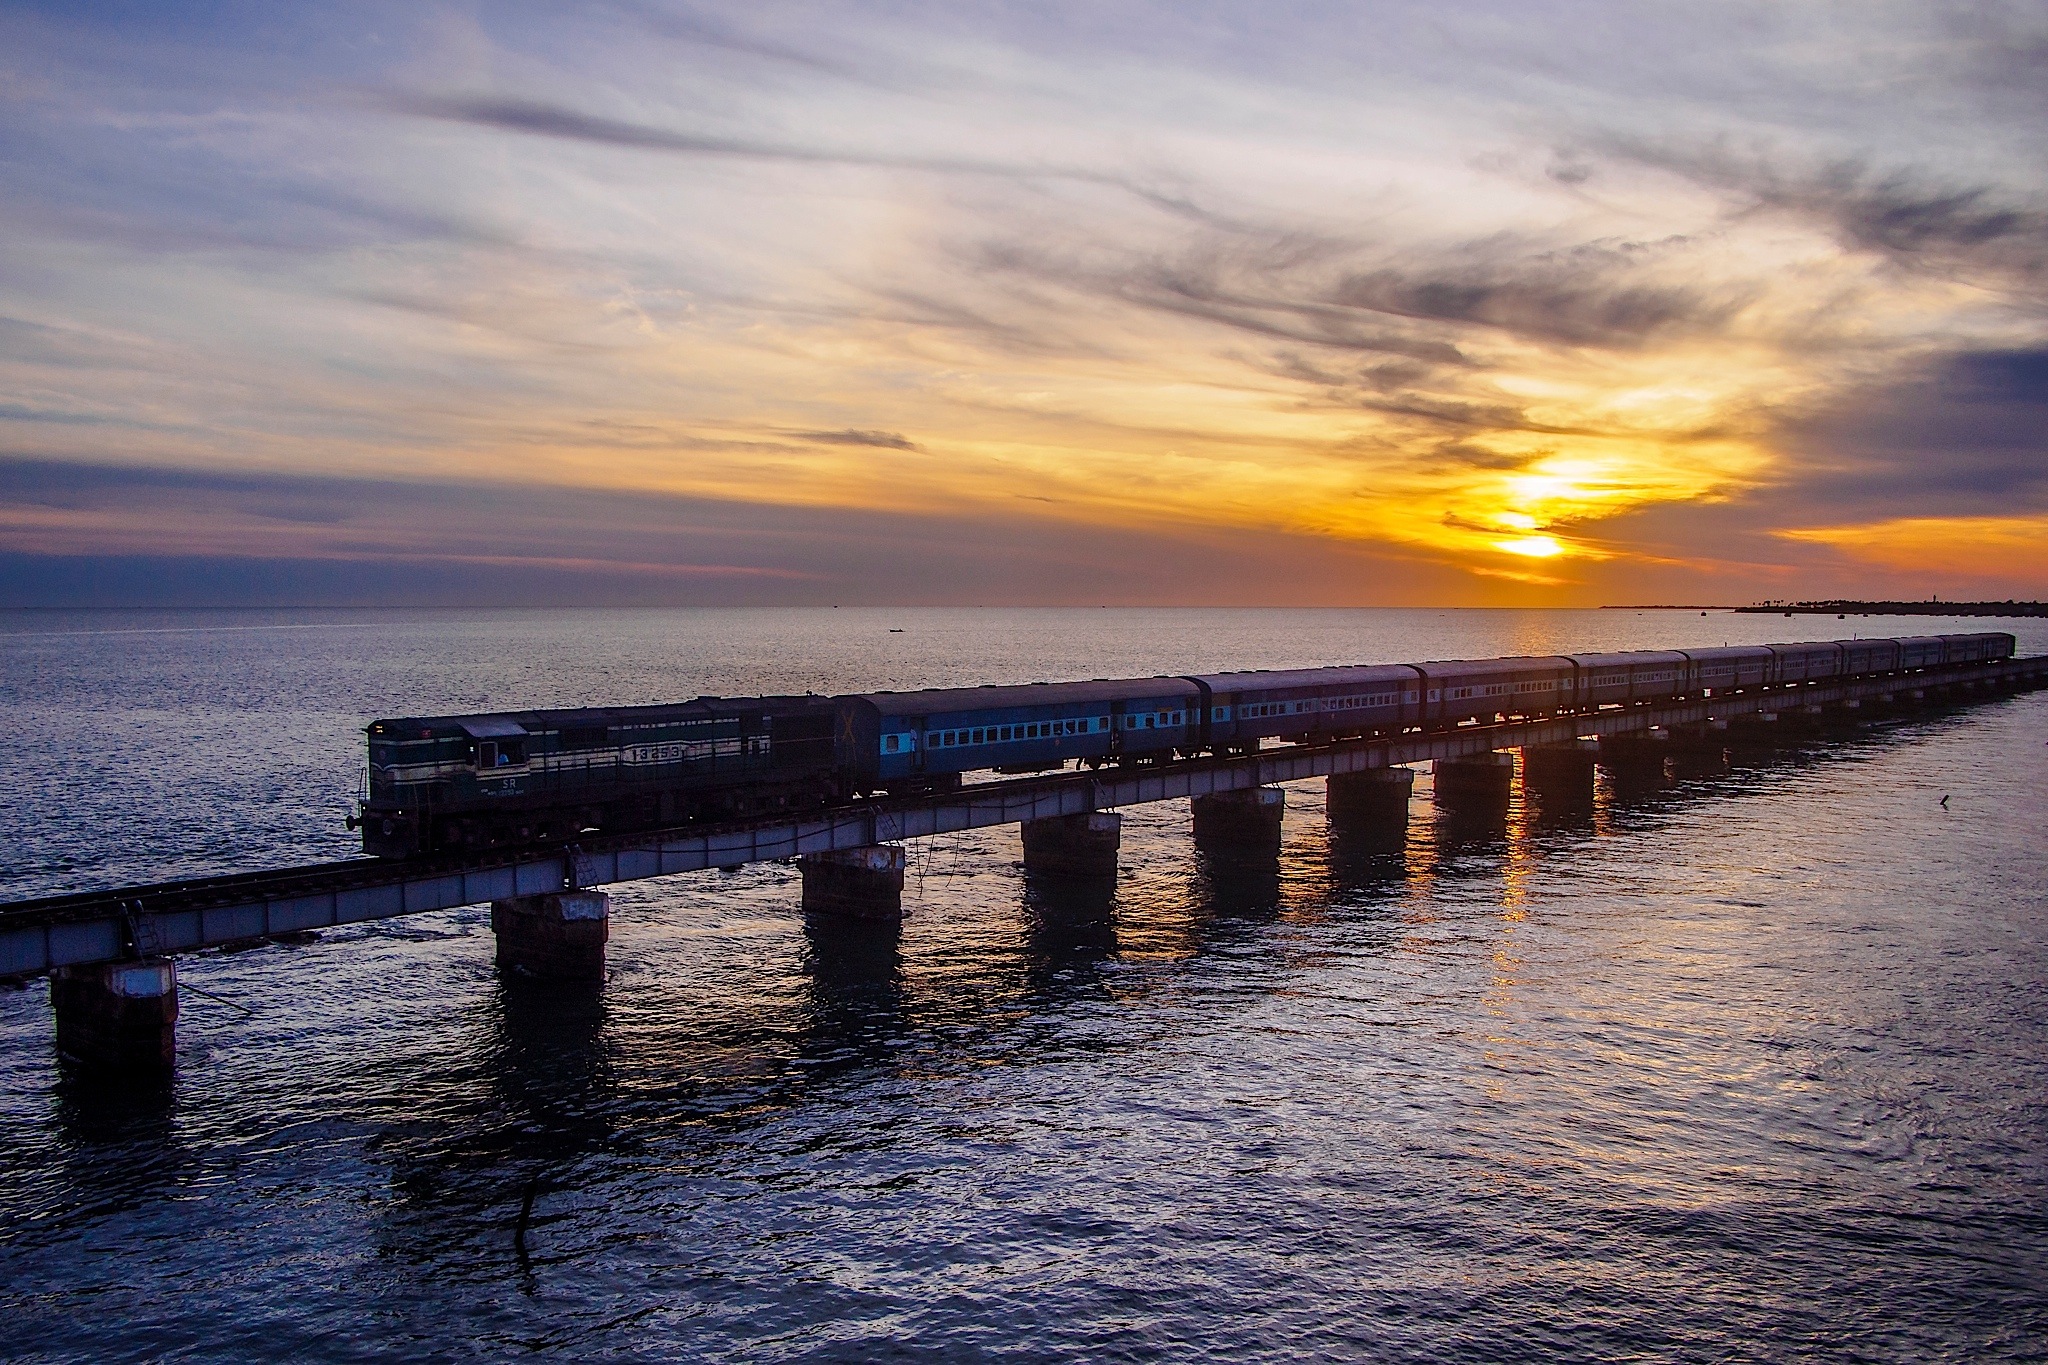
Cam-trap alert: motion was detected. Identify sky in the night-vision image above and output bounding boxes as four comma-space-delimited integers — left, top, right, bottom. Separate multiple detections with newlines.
2, 1, 2044, 607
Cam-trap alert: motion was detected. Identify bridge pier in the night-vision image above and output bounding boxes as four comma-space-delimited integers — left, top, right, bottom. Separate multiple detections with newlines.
1327, 768, 1413, 851
491, 890, 610, 981
1433, 752, 1513, 815
799, 845, 906, 920
1600, 731, 1671, 787
51, 958, 177, 1071
1727, 711, 1784, 750
1522, 740, 1598, 804
1666, 722, 1731, 776
1021, 811, 1122, 880
1191, 787, 1284, 856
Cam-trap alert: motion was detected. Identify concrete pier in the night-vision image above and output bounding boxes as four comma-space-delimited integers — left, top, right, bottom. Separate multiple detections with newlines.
1599, 730, 1672, 785
51, 958, 177, 1070
1328, 767, 1414, 823
1191, 786, 1284, 854
1326, 768, 1413, 852
1522, 740, 1598, 803
799, 844, 907, 920
1432, 752, 1514, 812
1666, 721, 1731, 776
491, 890, 610, 981
1021, 811, 1122, 879
1727, 711, 1783, 749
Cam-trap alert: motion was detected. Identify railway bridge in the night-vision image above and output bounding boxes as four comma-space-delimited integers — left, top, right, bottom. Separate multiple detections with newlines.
7, 653, 2045, 1070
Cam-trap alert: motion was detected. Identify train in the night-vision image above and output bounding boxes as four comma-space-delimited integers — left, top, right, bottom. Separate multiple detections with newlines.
354, 632, 2016, 857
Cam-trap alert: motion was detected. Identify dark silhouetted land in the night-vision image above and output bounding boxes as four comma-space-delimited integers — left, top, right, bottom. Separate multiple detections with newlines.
1735, 600, 2048, 617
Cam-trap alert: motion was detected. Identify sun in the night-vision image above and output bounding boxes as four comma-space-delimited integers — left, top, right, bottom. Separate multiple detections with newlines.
1491, 535, 1564, 558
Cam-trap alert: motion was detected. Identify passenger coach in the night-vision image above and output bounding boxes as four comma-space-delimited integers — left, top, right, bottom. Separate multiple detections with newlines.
843, 678, 1203, 792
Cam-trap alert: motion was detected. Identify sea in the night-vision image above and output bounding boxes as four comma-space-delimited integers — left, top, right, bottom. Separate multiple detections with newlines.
0, 607, 2043, 1363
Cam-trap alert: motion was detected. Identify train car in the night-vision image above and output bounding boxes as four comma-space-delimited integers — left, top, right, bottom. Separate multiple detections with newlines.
1939, 632, 2015, 664
1895, 636, 1947, 669
1763, 641, 1846, 684
356, 695, 842, 857
1673, 646, 1773, 695
1563, 651, 1690, 709
1834, 638, 1902, 675
1189, 664, 1422, 750
1410, 654, 1582, 726
841, 677, 1203, 792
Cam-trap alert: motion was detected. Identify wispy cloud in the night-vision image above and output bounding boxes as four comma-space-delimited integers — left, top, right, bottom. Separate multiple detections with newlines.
0, 2, 2042, 603
794, 429, 920, 450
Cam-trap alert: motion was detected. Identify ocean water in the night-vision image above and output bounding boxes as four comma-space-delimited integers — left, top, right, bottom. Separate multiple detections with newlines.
0, 607, 2043, 1362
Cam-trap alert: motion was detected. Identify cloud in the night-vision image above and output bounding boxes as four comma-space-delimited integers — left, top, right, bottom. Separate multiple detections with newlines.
1602, 141, 2048, 285
3, 4, 2046, 603
794, 429, 920, 450
0, 457, 1476, 607
381, 92, 1123, 189
975, 222, 1748, 367
1771, 346, 2048, 517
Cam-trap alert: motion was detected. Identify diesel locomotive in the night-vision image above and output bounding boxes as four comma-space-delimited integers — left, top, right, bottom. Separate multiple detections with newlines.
355, 632, 2015, 857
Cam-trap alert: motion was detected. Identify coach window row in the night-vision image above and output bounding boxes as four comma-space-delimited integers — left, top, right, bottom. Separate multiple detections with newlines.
926, 717, 1104, 748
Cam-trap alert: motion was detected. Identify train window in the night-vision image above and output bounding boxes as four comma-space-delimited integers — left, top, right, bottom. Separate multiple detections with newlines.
884, 735, 899, 753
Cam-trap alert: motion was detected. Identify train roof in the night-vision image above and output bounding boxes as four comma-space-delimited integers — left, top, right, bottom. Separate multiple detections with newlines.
1408, 654, 1579, 674
1189, 663, 1420, 692
1562, 650, 1691, 668
857, 676, 1200, 718
367, 695, 835, 736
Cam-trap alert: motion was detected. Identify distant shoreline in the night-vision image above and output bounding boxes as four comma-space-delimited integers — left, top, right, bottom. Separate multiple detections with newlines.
1729, 600, 2048, 617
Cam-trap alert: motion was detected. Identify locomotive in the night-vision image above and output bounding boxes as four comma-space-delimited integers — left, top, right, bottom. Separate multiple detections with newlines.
355, 632, 2015, 857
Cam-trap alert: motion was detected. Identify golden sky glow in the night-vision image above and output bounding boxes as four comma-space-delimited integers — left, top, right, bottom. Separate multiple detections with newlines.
1, 3, 2043, 605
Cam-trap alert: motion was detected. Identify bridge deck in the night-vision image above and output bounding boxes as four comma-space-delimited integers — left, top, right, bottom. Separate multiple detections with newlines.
5, 657, 2042, 979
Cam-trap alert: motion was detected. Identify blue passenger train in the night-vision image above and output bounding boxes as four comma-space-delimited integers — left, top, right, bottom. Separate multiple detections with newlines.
356, 632, 2015, 856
